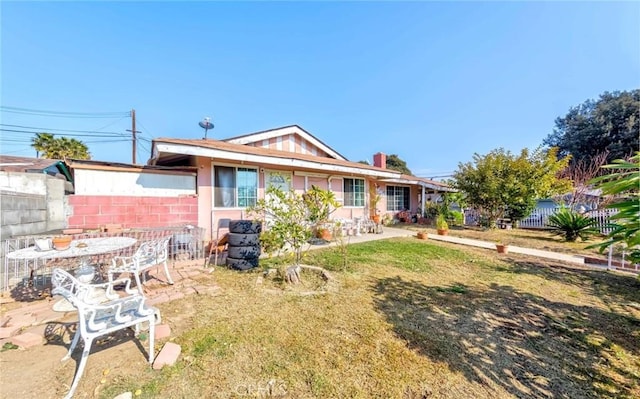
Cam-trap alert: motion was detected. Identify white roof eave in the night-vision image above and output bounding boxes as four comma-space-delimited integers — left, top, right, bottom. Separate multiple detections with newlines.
154, 142, 400, 179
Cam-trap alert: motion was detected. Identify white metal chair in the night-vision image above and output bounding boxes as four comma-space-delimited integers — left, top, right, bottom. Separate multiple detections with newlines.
51, 268, 156, 399
108, 236, 173, 294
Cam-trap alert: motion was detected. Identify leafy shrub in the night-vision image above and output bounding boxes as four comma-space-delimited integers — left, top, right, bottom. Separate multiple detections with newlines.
448, 210, 464, 226
547, 208, 598, 242
478, 214, 492, 229
423, 202, 439, 219
436, 214, 449, 230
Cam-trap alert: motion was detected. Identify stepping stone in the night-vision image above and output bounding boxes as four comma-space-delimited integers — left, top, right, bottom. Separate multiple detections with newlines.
153, 342, 181, 369
155, 324, 171, 340
11, 332, 43, 348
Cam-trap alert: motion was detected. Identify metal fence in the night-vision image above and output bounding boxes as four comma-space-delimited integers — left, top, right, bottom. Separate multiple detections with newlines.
464, 207, 618, 233
1, 225, 206, 294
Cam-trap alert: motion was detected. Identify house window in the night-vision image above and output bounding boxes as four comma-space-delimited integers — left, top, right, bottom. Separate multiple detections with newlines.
237, 168, 258, 207
344, 178, 365, 207
386, 186, 410, 211
214, 166, 258, 208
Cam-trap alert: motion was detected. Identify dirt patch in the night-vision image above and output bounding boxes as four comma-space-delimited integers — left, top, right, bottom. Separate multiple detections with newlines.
257, 264, 338, 295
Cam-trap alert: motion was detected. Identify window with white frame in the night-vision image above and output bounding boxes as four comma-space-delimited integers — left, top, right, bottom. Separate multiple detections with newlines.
386, 186, 410, 211
343, 178, 365, 207
214, 166, 258, 208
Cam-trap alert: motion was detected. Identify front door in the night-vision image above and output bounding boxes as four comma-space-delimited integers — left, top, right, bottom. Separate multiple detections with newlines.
264, 171, 292, 225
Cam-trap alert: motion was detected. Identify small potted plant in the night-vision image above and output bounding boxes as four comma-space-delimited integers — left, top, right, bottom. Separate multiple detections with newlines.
382, 213, 392, 226
303, 185, 341, 242
52, 235, 72, 250
495, 241, 509, 254
316, 223, 334, 241
416, 230, 428, 240
369, 185, 382, 224
436, 214, 449, 236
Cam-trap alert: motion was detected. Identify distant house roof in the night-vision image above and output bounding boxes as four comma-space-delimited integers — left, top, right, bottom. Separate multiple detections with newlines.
0, 155, 73, 182
223, 125, 348, 161
66, 158, 197, 175
380, 174, 456, 192
151, 137, 401, 179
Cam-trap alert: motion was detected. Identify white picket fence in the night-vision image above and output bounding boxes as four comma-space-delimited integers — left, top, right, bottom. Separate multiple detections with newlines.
464, 207, 618, 234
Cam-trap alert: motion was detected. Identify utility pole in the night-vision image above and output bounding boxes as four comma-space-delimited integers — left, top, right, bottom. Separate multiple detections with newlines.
126, 109, 141, 164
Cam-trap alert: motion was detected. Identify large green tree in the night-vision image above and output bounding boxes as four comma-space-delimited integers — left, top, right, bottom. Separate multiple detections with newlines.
30, 133, 91, 160
452, 147, 571, 228
544, 90, 639, 164
386, 154, 412, 175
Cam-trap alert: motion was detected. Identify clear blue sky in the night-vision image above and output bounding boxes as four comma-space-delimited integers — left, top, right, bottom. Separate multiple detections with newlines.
1, 1, 638, 178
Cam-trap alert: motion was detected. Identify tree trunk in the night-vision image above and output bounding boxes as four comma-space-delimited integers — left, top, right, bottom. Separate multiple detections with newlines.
285, 265, 302, 284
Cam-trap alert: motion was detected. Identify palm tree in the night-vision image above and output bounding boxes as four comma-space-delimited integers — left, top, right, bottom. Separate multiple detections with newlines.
52, 137, 91, 160
31, 132, 55, 158
31, 134, 91, 160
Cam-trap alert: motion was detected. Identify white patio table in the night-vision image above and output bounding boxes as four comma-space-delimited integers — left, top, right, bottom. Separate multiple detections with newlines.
6, 237, 137, 262
7, 237, 136, 286
6, 236, 138, 310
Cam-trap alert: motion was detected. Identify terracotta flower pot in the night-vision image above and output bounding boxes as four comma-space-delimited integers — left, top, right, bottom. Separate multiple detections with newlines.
417, 232, 428, 240
52, 235, 72, 251
496, 244, 509, 254
317, 228, 332, 241
436, 229, 449, 236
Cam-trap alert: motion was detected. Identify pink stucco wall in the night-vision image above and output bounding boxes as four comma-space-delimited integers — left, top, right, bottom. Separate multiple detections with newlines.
67, 195, 198, 229
192, 134, 399, 239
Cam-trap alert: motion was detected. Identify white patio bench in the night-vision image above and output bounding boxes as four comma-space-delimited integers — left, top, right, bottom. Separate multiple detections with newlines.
51, 268, 156, 399
108, 236, 174, 294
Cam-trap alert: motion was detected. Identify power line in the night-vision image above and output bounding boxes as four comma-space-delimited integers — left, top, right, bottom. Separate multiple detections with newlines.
0, 128, 128, 139
83, 139, 133, 144
0, 124, 129, 137
90, 116, 129, 132
137, 141, 151, 162
417, 172, 455, 179
135, 118, 156, 140
0, 147, 35, 155
1, 106, 152, 164
0, 106, 129, 118
1, 136, 131, 144
0, 138, 35, 143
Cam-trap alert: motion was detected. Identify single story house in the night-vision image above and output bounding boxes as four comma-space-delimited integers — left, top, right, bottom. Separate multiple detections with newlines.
150, 125, 452, 239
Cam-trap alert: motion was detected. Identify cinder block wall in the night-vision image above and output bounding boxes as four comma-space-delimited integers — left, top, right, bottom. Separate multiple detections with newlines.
0, 172, 68, 238
67, 195, 198, 229
1, 191, 47, 238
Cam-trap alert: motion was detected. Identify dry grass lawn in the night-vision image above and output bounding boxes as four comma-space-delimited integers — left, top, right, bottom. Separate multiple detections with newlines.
90, 237, 640, 399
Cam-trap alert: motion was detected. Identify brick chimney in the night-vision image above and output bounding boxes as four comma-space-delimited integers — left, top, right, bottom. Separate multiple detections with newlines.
373, 152, 386, 169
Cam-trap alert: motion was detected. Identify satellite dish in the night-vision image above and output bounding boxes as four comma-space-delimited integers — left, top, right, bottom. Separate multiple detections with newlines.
199, 117, 215, 139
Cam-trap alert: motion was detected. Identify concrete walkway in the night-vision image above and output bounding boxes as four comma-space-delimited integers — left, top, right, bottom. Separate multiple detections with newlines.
425, 232, 587, 265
